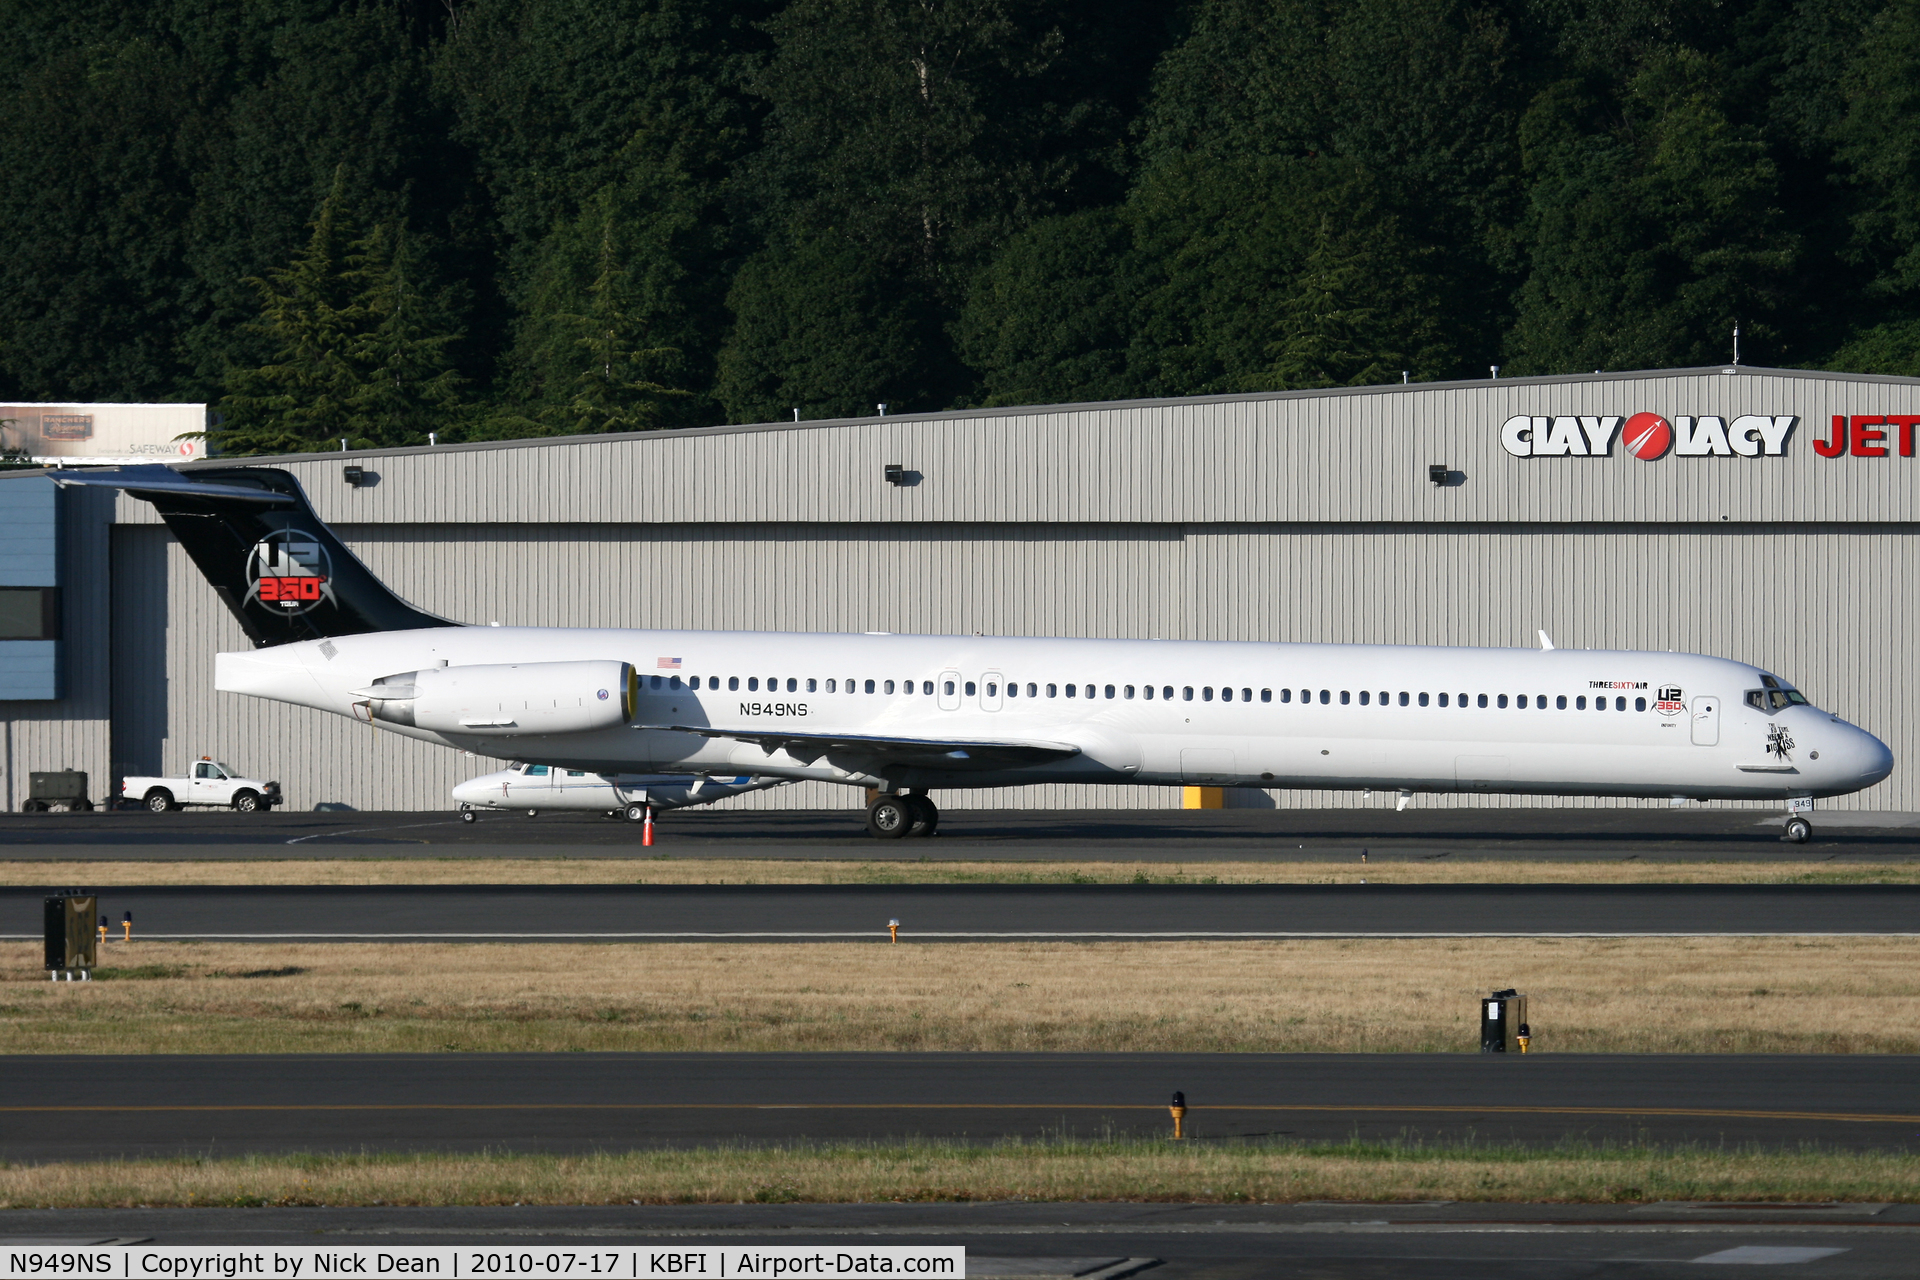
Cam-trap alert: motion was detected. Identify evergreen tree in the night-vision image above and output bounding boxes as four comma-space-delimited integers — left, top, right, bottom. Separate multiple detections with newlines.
216, 175, 463, 454
1829, 0, 1920, 372
1268, 212, 1443, 389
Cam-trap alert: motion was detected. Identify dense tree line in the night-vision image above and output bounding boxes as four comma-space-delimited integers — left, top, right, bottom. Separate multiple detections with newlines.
2, 0, 1918, 451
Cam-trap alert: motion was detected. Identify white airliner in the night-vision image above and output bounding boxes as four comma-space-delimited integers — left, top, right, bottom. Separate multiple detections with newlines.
52, 465, 1893, 843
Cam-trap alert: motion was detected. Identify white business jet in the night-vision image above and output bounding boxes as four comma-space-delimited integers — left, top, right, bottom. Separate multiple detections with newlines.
49, 466, 1892, 843
451, 763, 784, 821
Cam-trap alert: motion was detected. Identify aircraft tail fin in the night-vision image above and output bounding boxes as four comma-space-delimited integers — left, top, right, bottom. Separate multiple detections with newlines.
48, 464, 456, 648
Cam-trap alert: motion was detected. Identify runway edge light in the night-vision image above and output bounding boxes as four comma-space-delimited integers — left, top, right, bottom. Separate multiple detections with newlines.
1169, 1090, 1187, 1140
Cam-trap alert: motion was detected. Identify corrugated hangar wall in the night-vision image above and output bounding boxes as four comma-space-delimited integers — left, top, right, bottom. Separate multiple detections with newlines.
7, 363, 1913, 813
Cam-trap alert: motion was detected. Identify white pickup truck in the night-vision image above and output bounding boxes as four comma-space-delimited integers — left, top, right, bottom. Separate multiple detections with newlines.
122, 759, 284, 812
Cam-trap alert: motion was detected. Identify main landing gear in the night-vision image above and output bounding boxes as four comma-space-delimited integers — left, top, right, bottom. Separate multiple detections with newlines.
868, 791, 939, 839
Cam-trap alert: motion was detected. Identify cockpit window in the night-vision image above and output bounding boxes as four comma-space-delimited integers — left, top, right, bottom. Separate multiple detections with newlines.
1746, 689, 1811, 711
1759, 674, 1779, 689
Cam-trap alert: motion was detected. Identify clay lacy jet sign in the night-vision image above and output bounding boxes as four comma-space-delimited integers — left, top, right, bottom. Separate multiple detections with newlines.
1500, 413, 1797, 459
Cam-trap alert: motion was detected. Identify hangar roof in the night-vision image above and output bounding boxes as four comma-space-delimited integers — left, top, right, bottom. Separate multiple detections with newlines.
121, 364, 1920, 527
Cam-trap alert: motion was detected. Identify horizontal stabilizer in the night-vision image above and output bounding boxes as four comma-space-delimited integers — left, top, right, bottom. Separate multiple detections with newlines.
47, 464, 295, 505
636, 724, 1081, 771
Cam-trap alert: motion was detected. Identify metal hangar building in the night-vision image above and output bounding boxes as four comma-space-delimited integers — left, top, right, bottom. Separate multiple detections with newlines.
0, 364, 1910, 813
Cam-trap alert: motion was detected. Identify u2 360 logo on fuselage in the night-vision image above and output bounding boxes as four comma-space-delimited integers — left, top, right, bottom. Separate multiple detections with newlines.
246, 530, 334, 613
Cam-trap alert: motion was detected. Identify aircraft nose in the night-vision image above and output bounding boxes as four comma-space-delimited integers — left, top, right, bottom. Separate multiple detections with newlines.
450, 778, 487, 802
1822, 719, 1894, 790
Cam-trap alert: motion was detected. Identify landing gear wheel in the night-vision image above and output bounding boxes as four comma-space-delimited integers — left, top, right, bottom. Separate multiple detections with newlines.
625, 803, 648, 823
526, 809, 539, 818
866, 794, 914, 839
907, 794, 939, 837
460, 810, 477, 824
1784, 815, 1813, 844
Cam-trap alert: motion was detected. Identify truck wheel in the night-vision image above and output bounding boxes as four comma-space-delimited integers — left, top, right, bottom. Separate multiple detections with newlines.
231, 791, 262, 813
144, 790, 175, 813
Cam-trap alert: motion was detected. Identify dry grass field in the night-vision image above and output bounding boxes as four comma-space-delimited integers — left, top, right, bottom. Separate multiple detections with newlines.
1, 1139, 1915, 1207
0, 857, 1915, 885
7, 937, 1918, 1054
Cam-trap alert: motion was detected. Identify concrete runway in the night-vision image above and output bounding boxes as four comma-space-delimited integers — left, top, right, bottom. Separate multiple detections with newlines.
3, 1053, 1917, 1160
4, 1203, 1918, 1279
2, 883, 1914, 939
5, 807, 1920, 861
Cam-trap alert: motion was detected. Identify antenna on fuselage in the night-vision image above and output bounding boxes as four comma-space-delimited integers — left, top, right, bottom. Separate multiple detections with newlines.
1537, 630, 1555, 651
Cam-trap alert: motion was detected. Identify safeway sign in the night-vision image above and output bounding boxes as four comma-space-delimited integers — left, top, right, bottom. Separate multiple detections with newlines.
1500, 413, 1797, 459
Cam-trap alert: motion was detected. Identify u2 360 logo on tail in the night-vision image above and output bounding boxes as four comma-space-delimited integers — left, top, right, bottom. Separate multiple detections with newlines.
246, 530, 335, 613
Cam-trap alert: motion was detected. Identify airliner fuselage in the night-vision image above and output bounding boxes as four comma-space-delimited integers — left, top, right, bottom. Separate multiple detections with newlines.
217, 627, 1892, 802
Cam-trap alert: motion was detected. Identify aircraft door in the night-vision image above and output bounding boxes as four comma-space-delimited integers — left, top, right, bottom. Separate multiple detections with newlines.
938, 670, 962, 711
980, 671, 1005, 712
1690, 696, 1720, 746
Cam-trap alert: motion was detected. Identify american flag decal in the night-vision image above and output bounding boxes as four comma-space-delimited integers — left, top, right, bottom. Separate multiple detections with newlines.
657, 657, 682, 669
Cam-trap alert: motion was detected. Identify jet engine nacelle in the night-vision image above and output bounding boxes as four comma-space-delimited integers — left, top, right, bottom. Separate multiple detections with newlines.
360, 660, 637, 737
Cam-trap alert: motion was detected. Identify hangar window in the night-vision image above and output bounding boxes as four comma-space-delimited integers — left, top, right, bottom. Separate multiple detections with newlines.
865, 679, 876, 694
1066, 684, 1077, 697
1047, 683, 1058, 697
965, 681, 977, 696
1124, 685, 1135, 699
1438, 693, 1449, 707
1419, 692, 1430, 706
1106, 684, 1117, 699
1635, 696, 1646, 711
1477, 694, 1488, 708
1261, 689, 1272, 703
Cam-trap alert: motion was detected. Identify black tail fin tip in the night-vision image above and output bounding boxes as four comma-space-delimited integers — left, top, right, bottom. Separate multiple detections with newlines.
48, 464, 456, 648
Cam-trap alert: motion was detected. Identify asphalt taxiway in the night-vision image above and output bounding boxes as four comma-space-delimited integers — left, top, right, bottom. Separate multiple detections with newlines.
2, 882, 1913, 939
4, 808, 1919, 862
5, 1203, 1919, 1280
3, 1053, 1916, 1161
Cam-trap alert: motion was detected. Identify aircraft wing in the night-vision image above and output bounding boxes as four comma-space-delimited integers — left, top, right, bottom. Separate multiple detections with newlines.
634, 724, 1080, 771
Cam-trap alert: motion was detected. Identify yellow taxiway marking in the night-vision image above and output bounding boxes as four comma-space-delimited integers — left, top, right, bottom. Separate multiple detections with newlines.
0, 1103, 1913, 1124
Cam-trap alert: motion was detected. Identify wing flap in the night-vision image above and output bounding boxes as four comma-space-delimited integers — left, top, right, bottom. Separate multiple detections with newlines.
635, 724, 1080, 770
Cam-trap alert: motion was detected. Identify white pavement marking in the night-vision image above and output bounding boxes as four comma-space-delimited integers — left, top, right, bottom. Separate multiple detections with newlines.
1691, 1245, 1848, 1264
284, 819, 470, 845
6, 930, 1917, 940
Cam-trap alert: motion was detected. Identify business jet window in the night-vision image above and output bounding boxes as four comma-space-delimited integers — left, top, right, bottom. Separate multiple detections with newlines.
1261, 689, 1272, 702
1419, 692, 1429, 706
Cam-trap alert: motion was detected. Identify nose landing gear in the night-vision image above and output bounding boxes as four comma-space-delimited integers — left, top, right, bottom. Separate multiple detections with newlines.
1784, 815, 1813, 844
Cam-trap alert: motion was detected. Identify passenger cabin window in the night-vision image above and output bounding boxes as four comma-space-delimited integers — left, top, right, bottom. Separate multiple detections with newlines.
748, 677, 759, 691
1319, 689, 1331, 704
1419, 692, 1429, 706
1162, 686, 1174, 700
1359, 691, 1370, 705
1125, 685, 1136, 699
1219, 687, 1230, 702
986, 682, 998, 697
1106, 684, 1116, 699
1026, 683, 1037, 697
965, 681, 976, 696
1281, 689, 1292, 703
1203, 687, 1213, 701
1615, 696, 1626, 711
1438, 693, 1449, 707
1047, 684, 1058, 697
1183, 687, 1194, 701
864, 679, 876, 694
1261, 689, 1272, 703
944, 680, 956, 696
1340, 691, 1351, 705
1576, 696, 1586, 709
1635, 696, 1646, 711
1066, 684, 1077, 698
1478, 694, 1488, 708
526, 765, 549, 776
1399, 692, 1409, 706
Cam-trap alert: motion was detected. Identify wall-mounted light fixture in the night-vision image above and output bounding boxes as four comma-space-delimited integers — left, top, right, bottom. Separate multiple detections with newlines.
884, 463, 905, 486
1428, 464, 1449, 486
343, 464, 366, 487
